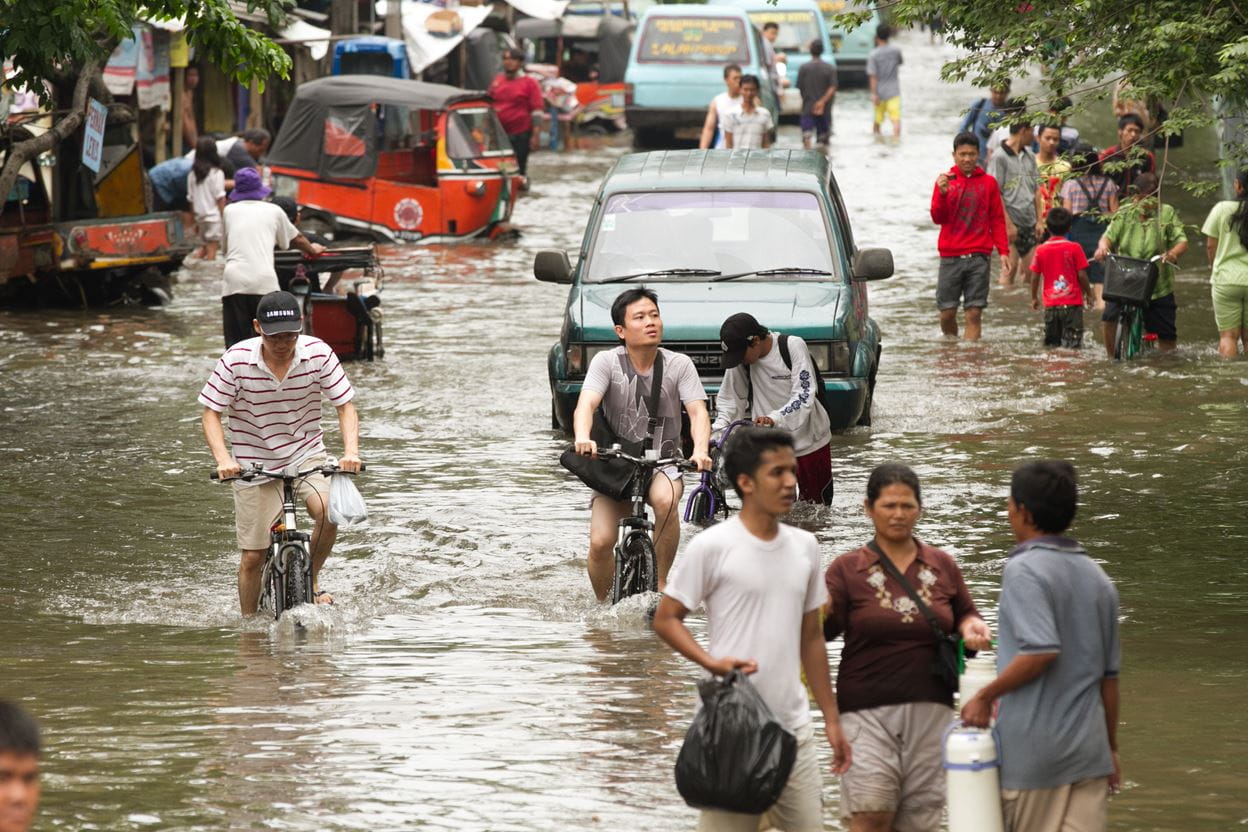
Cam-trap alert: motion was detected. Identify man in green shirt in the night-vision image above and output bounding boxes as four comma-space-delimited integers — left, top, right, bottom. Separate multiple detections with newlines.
1094, 173, 1188, 355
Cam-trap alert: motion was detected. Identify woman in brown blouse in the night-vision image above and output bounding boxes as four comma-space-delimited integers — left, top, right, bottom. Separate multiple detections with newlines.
824, 463, 992, 832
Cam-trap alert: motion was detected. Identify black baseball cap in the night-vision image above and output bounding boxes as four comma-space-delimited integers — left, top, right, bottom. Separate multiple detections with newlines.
255, 291, 303, 335
720, 312, 769, 369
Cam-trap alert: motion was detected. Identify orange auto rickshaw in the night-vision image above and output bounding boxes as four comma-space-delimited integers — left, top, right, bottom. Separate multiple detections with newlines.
267, 76, 522, 243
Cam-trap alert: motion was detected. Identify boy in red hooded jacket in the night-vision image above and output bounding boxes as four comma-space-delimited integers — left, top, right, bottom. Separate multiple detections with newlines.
931, 132, 1011, 340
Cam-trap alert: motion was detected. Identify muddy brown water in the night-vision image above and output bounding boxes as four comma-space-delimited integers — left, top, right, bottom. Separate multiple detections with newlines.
1, 31, 1246, 831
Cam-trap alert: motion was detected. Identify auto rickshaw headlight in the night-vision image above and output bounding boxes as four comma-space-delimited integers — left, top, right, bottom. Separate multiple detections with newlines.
465, 180, 487, 197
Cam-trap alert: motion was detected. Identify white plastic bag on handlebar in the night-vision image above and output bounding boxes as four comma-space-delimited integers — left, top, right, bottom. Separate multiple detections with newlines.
329, 473, 368, 527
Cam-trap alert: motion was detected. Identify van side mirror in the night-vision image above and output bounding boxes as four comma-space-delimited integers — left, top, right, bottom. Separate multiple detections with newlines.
851, 248, 894, 281
534, 250, 572, 284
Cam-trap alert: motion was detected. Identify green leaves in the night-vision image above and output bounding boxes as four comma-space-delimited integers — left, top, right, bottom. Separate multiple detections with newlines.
0, 0, 292, 104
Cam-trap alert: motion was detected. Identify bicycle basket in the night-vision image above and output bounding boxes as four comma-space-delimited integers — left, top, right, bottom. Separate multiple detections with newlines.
1103, 254, 1158, 307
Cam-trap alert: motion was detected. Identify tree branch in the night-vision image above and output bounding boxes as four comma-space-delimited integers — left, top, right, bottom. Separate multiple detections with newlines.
0, 61, 100, 218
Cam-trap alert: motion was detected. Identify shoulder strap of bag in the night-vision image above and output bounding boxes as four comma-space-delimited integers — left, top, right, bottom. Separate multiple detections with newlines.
866, 539, 949, 640
642, 351, 664, 453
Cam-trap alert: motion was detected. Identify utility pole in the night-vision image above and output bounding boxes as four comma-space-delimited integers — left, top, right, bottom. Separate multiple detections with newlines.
385, 0, 402, 39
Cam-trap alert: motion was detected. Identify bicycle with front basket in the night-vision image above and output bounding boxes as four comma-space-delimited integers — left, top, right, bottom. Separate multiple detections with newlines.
595, 446, 697, 604
1105, 253, 1169, 361
212, 461, 364, 618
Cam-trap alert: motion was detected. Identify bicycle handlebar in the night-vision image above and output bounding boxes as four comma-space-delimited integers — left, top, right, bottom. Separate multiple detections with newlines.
593, 446, 699, 471
210, 462, 367, 482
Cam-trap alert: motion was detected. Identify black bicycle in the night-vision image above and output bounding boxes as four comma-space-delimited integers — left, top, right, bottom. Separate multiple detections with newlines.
212, 462, 364, 619
596, 446, 697, 604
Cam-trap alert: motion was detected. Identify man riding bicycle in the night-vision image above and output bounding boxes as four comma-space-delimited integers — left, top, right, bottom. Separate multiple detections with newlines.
574, 289, 712, 601
198, 290, 362, 614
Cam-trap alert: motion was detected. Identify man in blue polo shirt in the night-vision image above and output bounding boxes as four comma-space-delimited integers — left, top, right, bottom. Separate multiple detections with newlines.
962, 460, 1120, 832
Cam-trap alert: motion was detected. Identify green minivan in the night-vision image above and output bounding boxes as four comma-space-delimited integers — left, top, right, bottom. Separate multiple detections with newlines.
535, 149, 893, 432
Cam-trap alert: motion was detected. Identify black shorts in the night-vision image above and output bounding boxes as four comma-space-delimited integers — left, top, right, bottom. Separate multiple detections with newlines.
222, 293, 262, 348
1102, 292, 1177, 341
1013, 224, 1037, 257
1043, 305, 1084, 348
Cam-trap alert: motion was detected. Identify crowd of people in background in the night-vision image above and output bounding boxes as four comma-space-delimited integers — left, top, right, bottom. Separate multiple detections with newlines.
938, 78, 1248, 358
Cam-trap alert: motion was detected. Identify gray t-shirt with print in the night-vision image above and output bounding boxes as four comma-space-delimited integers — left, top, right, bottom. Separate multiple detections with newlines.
582, 347, 705, 459
995, 536, 1120, 790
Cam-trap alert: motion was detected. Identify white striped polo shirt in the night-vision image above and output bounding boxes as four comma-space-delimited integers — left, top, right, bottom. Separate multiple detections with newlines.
198, 335, 354, 482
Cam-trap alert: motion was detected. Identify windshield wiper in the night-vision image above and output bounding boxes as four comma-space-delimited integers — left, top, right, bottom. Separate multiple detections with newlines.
600, 268, 722, 284
710, 267, 833, 282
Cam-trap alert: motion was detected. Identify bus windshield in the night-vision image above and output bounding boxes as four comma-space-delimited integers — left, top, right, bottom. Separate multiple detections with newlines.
637, 16, 750, 64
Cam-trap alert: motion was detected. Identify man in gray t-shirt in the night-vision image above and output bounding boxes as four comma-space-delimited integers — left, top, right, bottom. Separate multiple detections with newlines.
986, 121, 1040, 286
867, 24, 902, 137
962, 461, 1120, 832
573, 289, 712, 601
796, 40, 837, 148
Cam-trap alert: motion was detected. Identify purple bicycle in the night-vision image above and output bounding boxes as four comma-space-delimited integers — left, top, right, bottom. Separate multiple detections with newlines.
684, 419, 753, 524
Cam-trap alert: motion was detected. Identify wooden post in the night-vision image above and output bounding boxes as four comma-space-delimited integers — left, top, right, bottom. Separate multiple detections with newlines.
331, 0, 359, 36
385, 0, 402, 39
170, 67, 185, 156
154, 108, 168, 163
247, 79, 263, 129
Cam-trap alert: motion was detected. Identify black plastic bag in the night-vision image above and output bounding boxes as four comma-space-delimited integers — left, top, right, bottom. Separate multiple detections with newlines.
674, 670, 797, 815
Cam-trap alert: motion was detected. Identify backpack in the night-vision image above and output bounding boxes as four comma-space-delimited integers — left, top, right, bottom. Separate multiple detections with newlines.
743, 334, 831, 419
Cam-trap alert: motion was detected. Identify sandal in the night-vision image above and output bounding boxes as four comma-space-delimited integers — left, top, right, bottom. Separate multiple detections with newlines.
313, 590, 334, 605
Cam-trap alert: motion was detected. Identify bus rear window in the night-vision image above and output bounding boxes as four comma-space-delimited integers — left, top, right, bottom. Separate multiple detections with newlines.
638, 17, 750, 64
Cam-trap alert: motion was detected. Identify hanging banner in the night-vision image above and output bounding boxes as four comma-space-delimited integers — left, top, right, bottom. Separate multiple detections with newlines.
169, 32, 190, 68
82, 98, 108, 173
103, 33, 139, 96
136, 27, 171, 110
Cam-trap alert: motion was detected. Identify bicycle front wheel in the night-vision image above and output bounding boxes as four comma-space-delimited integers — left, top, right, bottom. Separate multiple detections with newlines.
611, 533, 658, 604
1113, 314, 1129, 361
687, 491, 712, 525
280, 543, 313, 610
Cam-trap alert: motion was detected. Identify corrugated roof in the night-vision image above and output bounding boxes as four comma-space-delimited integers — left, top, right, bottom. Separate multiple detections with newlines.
601, 149, 829, 191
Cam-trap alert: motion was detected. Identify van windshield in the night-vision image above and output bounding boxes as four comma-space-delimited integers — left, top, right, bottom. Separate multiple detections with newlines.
447, 108, 512, 159
747, 10, 821, 53
584, 191, 837, 282
638, 17, 750, 64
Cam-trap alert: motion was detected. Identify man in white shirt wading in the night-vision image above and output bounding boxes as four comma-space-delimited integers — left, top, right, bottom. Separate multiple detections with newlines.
655, 427, 851, 831
220, 167, 325, 348
199, 291, 363, 613
714, 313, 834, 504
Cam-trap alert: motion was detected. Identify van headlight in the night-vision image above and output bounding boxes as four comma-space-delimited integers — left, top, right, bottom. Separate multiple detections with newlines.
567, 343, 613, 375
806, 341, 850, 376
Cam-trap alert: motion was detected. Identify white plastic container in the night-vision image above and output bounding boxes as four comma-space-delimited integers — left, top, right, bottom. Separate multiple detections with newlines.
958, 652, 997, 708
944, 724, 1005, 832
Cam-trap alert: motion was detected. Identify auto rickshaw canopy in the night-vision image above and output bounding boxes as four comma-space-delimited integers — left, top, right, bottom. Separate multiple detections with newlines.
268, 76, 490, 180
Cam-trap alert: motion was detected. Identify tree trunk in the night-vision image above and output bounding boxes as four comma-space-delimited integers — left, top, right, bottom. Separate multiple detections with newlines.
0, 63, 98, 219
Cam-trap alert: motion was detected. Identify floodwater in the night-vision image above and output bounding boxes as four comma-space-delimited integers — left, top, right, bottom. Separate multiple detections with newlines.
2, 31, 1246, 832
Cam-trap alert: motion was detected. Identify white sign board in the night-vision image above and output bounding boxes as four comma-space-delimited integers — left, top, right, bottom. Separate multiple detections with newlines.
83, 98, 108, 173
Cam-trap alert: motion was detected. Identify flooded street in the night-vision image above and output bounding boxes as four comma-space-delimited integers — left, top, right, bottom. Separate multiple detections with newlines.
2, 31, 1246, 831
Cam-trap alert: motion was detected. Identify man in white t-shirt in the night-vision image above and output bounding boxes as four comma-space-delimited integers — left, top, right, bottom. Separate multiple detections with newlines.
573, 288, 713, 600
724, 75, 773, 150
714, 313, 834, 504
699, 64, 744, 151
220, 167, 324, 348
655, 427, 851, 831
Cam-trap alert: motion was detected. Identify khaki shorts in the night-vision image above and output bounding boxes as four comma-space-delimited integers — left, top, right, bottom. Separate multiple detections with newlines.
839, 702, 953, 832
232, 457, 331, 550
1002, 776, 1108, 832
697, 722, 821, 832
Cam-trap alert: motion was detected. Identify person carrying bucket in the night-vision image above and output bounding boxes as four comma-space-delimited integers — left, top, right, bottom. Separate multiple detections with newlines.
961, 460, 1121, 832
